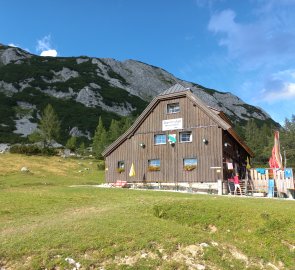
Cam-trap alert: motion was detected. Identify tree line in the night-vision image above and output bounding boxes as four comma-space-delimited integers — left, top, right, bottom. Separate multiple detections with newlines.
236, 116, 295, 168
26, 104, 134, 157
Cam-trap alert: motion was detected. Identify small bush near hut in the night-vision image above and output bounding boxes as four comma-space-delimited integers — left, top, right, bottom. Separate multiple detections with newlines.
97, 160, 105, 170
10, 144, 58, 156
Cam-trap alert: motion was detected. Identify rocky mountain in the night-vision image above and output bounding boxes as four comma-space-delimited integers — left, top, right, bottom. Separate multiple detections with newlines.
0, 44, 276, 144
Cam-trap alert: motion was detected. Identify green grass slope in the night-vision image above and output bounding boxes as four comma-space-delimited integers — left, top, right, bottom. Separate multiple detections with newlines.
0, 154, 294, 270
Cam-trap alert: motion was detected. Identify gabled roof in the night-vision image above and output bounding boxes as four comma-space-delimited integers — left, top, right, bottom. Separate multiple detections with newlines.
159, 83, 191, 96
102, 84, 254, 157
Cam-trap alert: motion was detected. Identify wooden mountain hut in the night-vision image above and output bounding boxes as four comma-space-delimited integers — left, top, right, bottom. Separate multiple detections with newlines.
102, 83, 254, 193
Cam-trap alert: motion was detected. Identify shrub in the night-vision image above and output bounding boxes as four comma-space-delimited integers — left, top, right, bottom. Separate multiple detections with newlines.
41, 147, 58, 156
9, 144, 58, 156
97, 160, 105, 170
10, 144, 42, 155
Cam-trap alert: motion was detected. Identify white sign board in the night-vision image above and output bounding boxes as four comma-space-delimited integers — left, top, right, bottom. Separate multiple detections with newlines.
162, 118, 183, 131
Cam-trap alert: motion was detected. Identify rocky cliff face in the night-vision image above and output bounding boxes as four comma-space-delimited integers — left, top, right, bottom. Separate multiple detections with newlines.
0, 44, 275, 143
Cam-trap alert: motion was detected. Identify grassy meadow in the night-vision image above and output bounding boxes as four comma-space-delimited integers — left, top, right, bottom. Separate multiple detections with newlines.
0, 153, 294, 270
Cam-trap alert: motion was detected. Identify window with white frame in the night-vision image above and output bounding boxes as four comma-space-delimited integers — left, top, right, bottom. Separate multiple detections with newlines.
179, 131, 192, 142
167, 103, 180, 114
148, 159, 160, 171
154, 134, 166, 145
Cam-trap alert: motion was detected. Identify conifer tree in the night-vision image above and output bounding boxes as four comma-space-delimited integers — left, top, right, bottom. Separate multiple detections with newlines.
77, 142, 86, 156
29, 104, 60, 148
245, 119, 259, 151
108, 119, 121, 144
65, 136, 77, 151
281, 115, 295, 167
92, 117, 108, 159
121, 116, 133, 133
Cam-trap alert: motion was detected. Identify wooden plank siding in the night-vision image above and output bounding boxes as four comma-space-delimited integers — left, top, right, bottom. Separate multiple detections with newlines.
105, 95, 224, 184
222, 130, 249, 180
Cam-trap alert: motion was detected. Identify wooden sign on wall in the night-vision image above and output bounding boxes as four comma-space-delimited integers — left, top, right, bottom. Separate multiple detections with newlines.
162, 118, 183, 131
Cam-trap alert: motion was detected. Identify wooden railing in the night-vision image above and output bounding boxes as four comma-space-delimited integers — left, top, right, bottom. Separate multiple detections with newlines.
249, 168, 294, 195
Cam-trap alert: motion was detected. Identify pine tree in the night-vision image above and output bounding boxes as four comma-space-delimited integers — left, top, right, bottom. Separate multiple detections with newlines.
77, 142, 86, 156
65, 136, 77, 151
92, 117, 108, 159
108, 119, 121, 144
233, 122, 245, 140
258, 124, 273, 163
281, 115, 295, 167
121, 116, 133, 133
29, 104, 60, 148
245, 119, 259, 150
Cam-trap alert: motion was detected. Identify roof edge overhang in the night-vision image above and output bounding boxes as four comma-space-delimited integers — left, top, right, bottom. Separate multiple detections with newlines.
227, 128, 255, 157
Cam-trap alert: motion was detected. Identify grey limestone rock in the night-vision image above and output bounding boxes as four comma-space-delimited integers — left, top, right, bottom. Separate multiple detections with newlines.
0, 81, 18, 96
69, 127, 91, 140
13, 116, 38, 137
0, 47, 31, 65
42, 67, 79, 83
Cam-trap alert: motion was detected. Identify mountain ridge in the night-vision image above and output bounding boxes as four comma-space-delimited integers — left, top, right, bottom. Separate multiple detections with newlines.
0, 44, 277, 144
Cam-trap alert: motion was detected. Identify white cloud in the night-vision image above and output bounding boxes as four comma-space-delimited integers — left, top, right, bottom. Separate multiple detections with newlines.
260, 69, 295, 102
8, 43, 18, 47
40, 49, 58, 57
207, 8, 295, 69
36, 35, 58, 57
262, 83, 295, 102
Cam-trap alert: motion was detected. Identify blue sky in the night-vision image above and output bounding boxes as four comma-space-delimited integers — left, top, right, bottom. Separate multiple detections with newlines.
1, 0, 295, 124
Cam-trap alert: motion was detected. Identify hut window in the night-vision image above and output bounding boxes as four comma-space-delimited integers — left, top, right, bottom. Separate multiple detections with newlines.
167, 103, 180, 114
183, 158, 197, 171
117, 161, 125, 173
154, 134, 166, 145
180, 131, 192, 142
148, 159, 160, 171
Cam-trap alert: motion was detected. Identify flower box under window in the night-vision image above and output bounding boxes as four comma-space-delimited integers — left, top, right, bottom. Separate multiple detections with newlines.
148, 166, 160, 171
184, 165, 197, 171
117, 168, 125, 173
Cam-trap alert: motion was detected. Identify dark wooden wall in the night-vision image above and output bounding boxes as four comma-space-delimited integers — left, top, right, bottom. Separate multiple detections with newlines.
222, 130, 249, 180
105, 96, 224, 183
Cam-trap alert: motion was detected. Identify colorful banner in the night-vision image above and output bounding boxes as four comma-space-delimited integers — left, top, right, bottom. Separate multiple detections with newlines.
168, 133, 177, 144
269, 131, 283, 169
246, 157, 251, 169
129, 163, 136, 177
